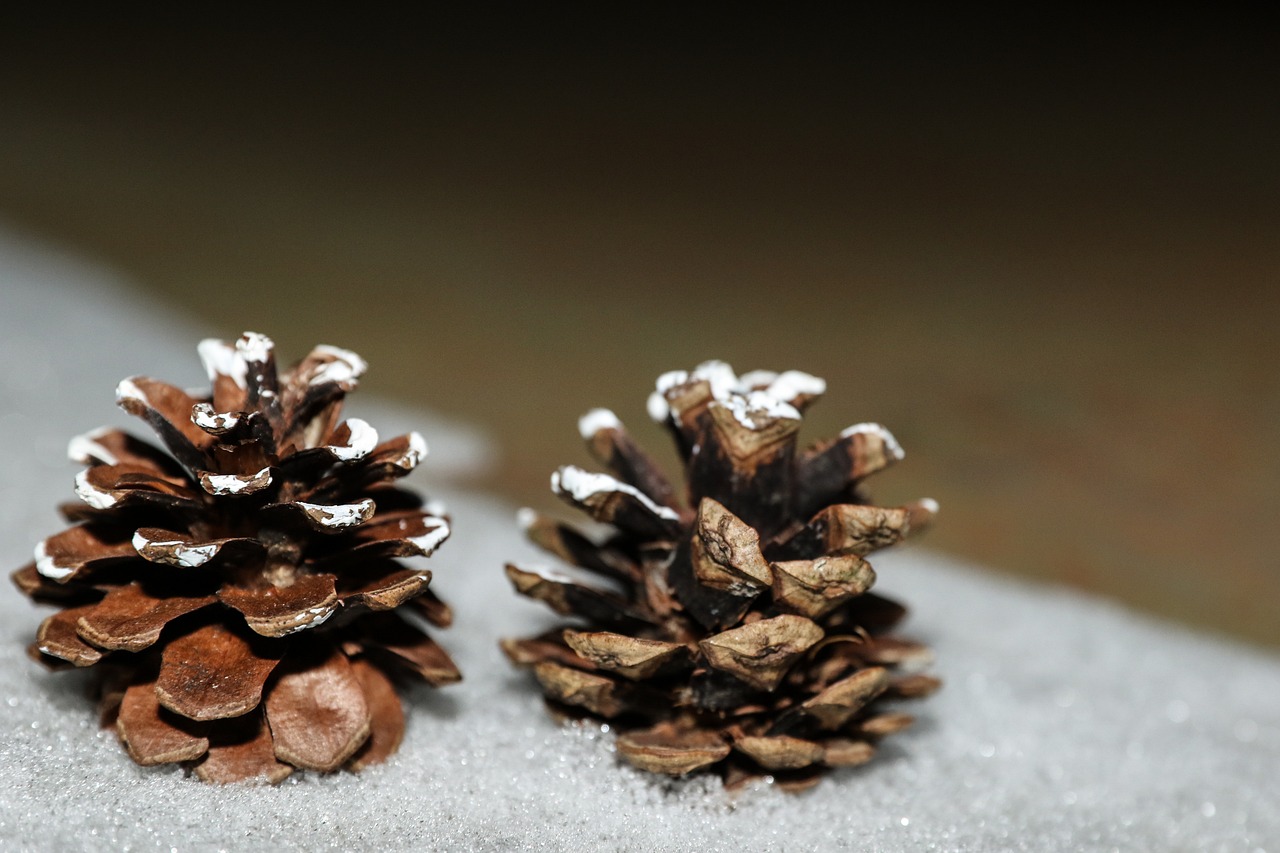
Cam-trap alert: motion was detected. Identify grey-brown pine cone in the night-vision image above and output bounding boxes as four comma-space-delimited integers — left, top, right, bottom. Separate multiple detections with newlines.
503, 362, 940, 790
12, 332, 459, 782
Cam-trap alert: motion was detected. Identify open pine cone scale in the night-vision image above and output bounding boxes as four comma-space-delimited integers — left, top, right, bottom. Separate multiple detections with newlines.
504, 362, 940, 789
12, 332, 458, 782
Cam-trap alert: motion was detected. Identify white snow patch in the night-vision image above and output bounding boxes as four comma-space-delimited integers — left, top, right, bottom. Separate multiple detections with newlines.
131, 531, 219, 567
204, 467, 272, 495
514, 562, 579, 585
297, 499, 374, 529
646, 391, 670, 423
329, 418, 378, 461
310, 344, 368, 386
766, 370, 826, 402
691, 360, 737, 400
552, 465, 679, 522
840, 422, 905, 460
114, 377, 146, 405
67, 428, 118, 466
578, 408, 621, 439
235, 331, 274, 363
33, 540, 73, 580
278, 605, 337, 635
516, 507, 539, 531
405, 431, 428, 467
196, 338, 248, 388
410, 519, 451, 555
653, 370, 689, 394
715, 391, 801, 430
647, 363, 827, 425
74, 470, 117, 509
191, 404, 241, 432
735, 369, 778, 390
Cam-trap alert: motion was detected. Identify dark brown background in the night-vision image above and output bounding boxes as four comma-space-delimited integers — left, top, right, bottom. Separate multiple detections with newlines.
1, 11, 1276, 645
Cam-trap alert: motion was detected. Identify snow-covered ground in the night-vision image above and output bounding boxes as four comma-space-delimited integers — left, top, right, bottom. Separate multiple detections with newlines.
0, 223, 1275, 851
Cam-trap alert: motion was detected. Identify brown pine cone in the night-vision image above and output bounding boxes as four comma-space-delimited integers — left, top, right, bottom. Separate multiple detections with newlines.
503, 362, 940, 790
12, 332, 459, 783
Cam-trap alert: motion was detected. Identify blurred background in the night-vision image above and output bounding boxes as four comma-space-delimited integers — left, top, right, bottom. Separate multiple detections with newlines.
0, 10, 1275, 646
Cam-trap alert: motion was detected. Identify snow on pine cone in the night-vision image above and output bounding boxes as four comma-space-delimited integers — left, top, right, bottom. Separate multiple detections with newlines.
503, 362, 940, 790
11, 332, 459, 783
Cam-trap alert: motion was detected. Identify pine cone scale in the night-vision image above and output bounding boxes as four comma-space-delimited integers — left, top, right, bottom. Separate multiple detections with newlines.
668, 540, 754, 629
118, 679, 211, 766
615, 723, 732, 776
580, 411, 678, 509
116, 377, 216, 471
406, 587, 452, 627
771, 555, 874, 619
131, 527, 255, 568
360, 612, 462, 686
533, 661, 633, 717
858, 711, 915, 737
347, 657, 405, 771
68, 427, 178, 471
216, 573, 339, 637
193, 713, 292, 784
795, 424, 902, 513
75, 584, 217, 652
155, 623, 283, 721
732, 734, 825, 770
699, 614, 824, 693
37, 526, 136, 582
561, 629, 692, 680
501, 634, 594, 670
518, 510, 642, 583
340, 567, 433, 611
35, 605, 104, 666
265, 644, 371, 773
821, 738, 875, 767
77, 462, 197, 510
504, 563, 649, 626
331, 512, 450, 563
552, 466, 683, 540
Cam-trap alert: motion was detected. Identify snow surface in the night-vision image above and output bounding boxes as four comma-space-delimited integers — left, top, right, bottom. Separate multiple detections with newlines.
0, 223, 1278, 851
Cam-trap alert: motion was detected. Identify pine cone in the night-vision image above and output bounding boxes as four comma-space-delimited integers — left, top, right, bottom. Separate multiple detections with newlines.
11, 332, 459, 783
503, 362, 940, 789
